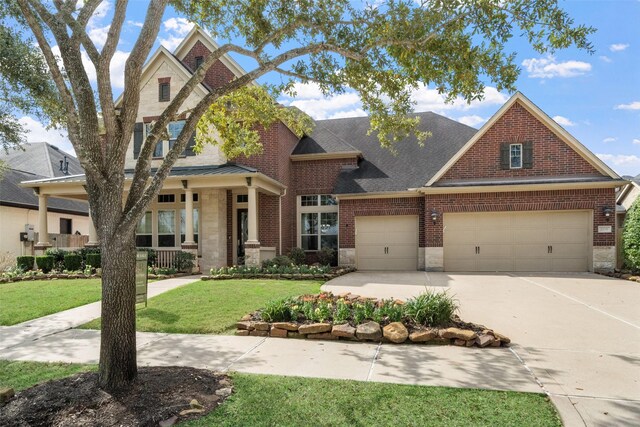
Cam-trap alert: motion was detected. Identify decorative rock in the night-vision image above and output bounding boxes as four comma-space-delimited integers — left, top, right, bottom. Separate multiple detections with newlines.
270, 327, 288, 338
235, 329, 249, 336
298, 323, 332, 334
440, 327, 477, 341
215, 387, 233, 397
356, 321, 382, 341
476, 334, 495, 347
236, 321, 254, 331
253, 321, 270, 331
621, 274, 632, 280
0, 387, 15, 403
346, 294, 360, 301
190, 399, 204, 409
453, 339, 466, 346
272, 322, 299, 331
491, 340, 501, 347
332, 323, 356, 338
493, 332, 511, 344
409, 329, 438, 342
218, 379, 232, 387
383, 322, 409, 343
427, 338, 451, 345
307, 332, 338, 340
240, 314, 252, 321
465, 339, 475, 347
287, 332, 305, 339
249, 330, 268, 337
179, 408, 204, 416
159, 416, 179, 426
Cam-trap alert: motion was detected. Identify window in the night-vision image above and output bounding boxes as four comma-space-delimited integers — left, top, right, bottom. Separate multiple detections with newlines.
146, 121, 186, 158
159, 82, 170, 102
167, 120, 185, 151
136, 212, 152, 247
157, 210, 175, 247
180, 193, 199, 203
60, 218, 72, 234
158, 194, 175, 203
298, 195, 338, 251
510, 144, 522, 169
180, 208, 199, 243
237, 194, 248, 203
195, 56, 204, 68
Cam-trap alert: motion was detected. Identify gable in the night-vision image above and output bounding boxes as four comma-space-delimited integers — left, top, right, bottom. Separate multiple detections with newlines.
431, 95, 619, 185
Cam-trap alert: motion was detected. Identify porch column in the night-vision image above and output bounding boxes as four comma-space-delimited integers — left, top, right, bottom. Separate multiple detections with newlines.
35, 192, 51, 253
245, 184, 261, 266
85, 210, 99, 247
181, 186, 199, 272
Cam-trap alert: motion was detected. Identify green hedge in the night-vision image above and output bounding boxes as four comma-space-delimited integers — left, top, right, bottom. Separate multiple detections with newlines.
63, 254, 82, 271
86, 253, 101, 268
36, 256, 54, 273
16, 256, 34, 271
624, 199, 640, 270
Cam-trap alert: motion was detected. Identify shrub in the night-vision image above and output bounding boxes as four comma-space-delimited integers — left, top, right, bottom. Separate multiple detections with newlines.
288, 247, 306, 265
261, 298, 294, 322
45, 248, 68, 270
173, 250, 196, 272
404, 290, 458, 326
77, 247, 100, 265
63, 253, 82, 271
317, 247, 336, 266
333, 300, 350, 324
36, 255, 54, 273
624, 199, 640, 270
262, 255, 293, 268
138, 248, 157, 267
16, 256, 35, 271
86, 252, 101, 268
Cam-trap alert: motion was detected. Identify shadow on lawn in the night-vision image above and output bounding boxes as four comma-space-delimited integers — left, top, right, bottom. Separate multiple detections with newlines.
137, 308, 180, 324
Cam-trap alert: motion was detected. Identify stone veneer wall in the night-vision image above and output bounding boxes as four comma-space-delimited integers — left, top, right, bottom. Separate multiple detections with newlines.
200, 189, 227, 272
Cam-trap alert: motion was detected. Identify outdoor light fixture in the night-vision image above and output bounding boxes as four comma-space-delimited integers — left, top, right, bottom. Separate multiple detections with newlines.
59, 156, 69, 175
603, 206, 613, 220
245, 177, 252, 186
431, 209, 439, 224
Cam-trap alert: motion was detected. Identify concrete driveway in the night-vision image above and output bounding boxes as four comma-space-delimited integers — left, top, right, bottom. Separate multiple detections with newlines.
323, 272, 640, 426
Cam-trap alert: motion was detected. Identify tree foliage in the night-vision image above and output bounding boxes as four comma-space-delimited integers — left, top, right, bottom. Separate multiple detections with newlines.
624, 198, 640, 270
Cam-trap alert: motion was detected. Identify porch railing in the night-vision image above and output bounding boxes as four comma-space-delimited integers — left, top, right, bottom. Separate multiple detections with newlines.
155, 249, 179, 269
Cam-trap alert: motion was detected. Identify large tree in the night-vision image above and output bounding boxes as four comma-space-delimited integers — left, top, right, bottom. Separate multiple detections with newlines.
6, 0, 593, 391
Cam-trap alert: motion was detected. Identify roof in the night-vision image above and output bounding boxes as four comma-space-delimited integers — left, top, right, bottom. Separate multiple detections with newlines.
432, 175, 626, 188
1, 168, 88, 214
303, 113, 477, 194
0, 142, 83, 178
21, 163, 258, 185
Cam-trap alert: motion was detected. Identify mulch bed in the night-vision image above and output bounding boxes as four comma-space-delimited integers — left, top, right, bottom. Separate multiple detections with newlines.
0, 366, 230, 427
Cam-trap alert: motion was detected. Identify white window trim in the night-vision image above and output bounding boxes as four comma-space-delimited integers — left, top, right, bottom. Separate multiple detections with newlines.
297, 195, 339, 252
146, 120, 187, 159
510, 143, 523, 169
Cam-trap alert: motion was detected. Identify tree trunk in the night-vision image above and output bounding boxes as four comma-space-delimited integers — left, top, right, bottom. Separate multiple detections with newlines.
98, 227, 138, 391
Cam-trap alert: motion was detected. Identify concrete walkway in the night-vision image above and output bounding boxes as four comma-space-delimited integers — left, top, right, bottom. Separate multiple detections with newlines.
324, 272, 640, 427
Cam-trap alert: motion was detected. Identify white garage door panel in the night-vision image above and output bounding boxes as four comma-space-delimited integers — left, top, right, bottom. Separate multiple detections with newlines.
444, 211, 591, 272
356, 216, 418, 271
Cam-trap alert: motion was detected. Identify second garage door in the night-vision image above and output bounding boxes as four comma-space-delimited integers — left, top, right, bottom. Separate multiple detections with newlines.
444, 210, 591, 272
356, 215, 418, 270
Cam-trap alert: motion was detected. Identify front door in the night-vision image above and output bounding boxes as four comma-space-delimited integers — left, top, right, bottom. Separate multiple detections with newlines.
237, 209, 248, 265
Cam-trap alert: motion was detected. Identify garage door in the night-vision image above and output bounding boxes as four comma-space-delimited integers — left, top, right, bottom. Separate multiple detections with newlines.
356, 215, 418, 270
444, 211, 591, 272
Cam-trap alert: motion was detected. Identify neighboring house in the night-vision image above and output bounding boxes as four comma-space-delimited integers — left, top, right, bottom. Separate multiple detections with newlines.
1, 143, 90, 259
21, 27, 627, 273
614, 175, 640, 267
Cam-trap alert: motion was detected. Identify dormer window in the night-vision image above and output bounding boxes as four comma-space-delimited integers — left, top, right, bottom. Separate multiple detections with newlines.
159, 82, 170, 102
510, 144, 522, 169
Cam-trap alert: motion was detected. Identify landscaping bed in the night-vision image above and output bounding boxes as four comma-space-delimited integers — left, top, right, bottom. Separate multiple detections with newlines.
236, 291, 510, 348
203, 265, 355, 281
599, 268, 640, 283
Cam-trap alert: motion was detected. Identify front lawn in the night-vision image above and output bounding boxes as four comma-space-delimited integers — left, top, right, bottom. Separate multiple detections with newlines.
0, 279, 102, 325
80, 279, 323, 334
0, 360, 561, 426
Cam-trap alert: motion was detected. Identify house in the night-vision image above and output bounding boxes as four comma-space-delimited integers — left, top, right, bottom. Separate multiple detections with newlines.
0, 143, 91, 259
20, 27, 627, 273
614, 175, 640, 267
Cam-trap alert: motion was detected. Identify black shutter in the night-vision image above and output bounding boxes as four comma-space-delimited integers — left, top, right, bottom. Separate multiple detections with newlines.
133, 122, 143, 159
500, 143, 510, 169
184, 130, 197, 156
523, 141, 533, 169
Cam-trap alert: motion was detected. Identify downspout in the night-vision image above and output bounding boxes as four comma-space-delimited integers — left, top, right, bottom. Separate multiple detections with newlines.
279, 188, 287, 256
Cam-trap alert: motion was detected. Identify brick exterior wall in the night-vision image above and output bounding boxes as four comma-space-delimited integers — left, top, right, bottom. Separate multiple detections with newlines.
439, 101, 603, 182
258, 193, 279, 248
338, 197, 426, 248
181, 40, 236, 90
424, 188, 616, 247
292, 158, 358, 196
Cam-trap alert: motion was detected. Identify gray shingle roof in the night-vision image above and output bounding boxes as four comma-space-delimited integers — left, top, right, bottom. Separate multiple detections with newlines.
1, 168, 88, 214
301, 113, 478, 194
0, 142, 83, 178
293, 126, 360, 155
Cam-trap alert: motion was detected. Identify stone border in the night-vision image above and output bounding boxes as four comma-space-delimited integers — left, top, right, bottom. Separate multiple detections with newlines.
0, 272, 193, 284
597, 270, 640, 283
235, 319, 510, 348
201, 267, 356, 281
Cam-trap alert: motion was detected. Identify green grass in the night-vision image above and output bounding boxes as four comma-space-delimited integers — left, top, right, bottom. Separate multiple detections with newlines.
0, 279, 102, 325
0, 361, 561, 427
80, 279, 323, 334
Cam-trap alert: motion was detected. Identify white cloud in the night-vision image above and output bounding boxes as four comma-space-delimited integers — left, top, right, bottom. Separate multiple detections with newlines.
160, 18, 195, 51
552, 115, 575, 127
615, 101, 640, 110
18, 116, 75, 155
457, 115, 486, 127
126, 20, 143, 28
329, 109, 367, 120
88, 25, 110, 49
603, 137, 617, 143
633, 139, 640, 145
521, 55, 591, 78
599, 55, 612, 63
410, 84, 507, 113
609, 43, 629, 52
597, 153, 640, 176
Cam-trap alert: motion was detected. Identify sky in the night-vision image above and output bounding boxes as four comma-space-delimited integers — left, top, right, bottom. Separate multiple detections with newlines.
18, 0, 640, 177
